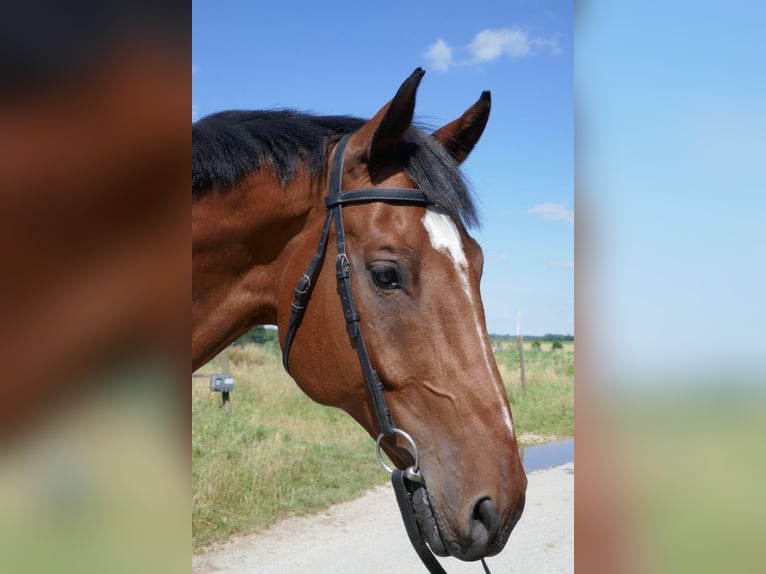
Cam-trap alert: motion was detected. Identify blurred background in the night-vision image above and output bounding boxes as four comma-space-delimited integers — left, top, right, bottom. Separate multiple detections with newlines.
0, 2, 188, 573
578, 1, 766, 572
1, 1, 764, 573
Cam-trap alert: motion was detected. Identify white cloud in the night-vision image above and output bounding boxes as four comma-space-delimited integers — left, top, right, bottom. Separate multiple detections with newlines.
530, 202, 574, 226
424, 39, 453, 73
469, 28, 530, 61
532, 34, 562, 56
424, 26, 562, 72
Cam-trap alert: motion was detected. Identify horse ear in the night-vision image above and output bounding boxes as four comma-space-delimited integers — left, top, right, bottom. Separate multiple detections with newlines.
348, 68, 425, 164
432, 91, 491, 164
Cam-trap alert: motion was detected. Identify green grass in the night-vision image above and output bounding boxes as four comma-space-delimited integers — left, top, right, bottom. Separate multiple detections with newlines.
192, 342, 574, 550
495, 346, 574, 438
609, 391, 766, 574
192, 346, 382, 550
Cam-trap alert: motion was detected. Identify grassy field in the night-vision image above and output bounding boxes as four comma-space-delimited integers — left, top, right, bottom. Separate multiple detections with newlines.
192, 340, 573, 550
606, 391, 766, 574
192, 345, 382, 550
494, 341, 574, 438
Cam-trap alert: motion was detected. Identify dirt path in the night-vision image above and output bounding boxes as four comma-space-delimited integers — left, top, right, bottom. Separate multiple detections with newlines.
192, 462, 573, 573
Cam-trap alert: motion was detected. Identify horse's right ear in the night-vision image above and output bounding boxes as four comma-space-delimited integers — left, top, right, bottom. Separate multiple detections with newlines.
432, 91, 491, 164
347, 68, 425, 166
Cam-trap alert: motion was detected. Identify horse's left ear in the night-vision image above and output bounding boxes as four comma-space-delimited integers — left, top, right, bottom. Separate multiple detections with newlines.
347, 68, 425, 165
432, 91, 491, 164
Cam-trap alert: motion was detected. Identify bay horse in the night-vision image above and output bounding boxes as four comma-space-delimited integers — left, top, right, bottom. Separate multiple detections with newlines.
192, 68, 526, 566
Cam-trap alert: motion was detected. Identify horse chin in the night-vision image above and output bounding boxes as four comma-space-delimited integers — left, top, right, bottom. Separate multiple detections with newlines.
411, 486, 449, 556
413, 485, 522, 562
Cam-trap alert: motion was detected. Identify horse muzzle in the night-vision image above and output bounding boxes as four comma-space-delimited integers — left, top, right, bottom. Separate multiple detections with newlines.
402, 473, 526, 562
439, 496, 524, 561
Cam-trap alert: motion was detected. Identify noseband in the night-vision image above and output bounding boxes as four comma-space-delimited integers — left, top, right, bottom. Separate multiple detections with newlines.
281, 134, 491, 574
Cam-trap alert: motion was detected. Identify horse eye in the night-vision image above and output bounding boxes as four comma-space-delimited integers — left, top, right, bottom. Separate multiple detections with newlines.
369, 264, 401, 290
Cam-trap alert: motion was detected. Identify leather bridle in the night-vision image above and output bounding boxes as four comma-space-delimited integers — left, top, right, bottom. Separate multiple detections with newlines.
282, 132, 429, 439
281, 133, 491, 574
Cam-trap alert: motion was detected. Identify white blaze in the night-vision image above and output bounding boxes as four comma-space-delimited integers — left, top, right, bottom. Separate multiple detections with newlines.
421, 208, 515, 437
422, 208, 469, 288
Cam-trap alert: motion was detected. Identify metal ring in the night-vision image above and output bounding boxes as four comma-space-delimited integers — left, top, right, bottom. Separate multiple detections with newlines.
375, 428, 420, 475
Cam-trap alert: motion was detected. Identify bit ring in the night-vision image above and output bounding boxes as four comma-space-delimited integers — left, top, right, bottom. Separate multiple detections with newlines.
375, 427, 420, 475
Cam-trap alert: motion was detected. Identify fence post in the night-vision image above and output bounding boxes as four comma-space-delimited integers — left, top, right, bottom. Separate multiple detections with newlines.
516, 312, 527, 391
517, 334, 527, 391
221, 347, 231, 410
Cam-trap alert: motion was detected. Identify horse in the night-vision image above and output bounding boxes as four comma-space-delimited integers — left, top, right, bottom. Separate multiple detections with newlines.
192, 68, 527, 566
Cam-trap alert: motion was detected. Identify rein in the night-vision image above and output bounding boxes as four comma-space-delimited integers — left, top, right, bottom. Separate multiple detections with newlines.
282, 134, 492, 574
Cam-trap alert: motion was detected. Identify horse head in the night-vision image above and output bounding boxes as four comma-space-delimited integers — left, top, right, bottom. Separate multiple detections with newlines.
278, 69, 527, 561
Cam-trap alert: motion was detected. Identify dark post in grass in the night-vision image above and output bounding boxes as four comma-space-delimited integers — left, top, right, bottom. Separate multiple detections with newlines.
209, 347, 234, 411
220, 348, 231, 408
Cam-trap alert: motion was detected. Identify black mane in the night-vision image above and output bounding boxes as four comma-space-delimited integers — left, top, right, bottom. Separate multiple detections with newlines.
192, 110, 479, 227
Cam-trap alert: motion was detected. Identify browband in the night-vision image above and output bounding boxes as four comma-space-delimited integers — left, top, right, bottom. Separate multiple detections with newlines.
326, 188, 429, 207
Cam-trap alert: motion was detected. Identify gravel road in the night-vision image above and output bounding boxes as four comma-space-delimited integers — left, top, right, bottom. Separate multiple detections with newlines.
192, 462, 573, 573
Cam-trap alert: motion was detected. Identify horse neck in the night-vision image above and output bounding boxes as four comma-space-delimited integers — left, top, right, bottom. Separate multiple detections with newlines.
192, 169, 321, 369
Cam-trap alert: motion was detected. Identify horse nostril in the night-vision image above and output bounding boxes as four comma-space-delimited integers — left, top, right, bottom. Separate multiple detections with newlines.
470, 497, 500, 547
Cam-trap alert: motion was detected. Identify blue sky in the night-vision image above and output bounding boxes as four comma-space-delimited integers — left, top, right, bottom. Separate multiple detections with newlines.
193, 0, 574, 337
579, 1, 766, 378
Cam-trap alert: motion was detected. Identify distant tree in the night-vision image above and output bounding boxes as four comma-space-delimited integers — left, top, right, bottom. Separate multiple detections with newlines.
543, 334, 574, 342
531, 340, 541, 351
551, 341, 564, 351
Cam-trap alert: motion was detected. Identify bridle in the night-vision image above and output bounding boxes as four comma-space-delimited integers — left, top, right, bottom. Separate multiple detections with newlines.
281, 134, 492, 574
282, 132, 429, 443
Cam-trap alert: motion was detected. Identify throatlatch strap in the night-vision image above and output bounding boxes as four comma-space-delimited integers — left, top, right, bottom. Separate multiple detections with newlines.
281, 208, 334, 372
